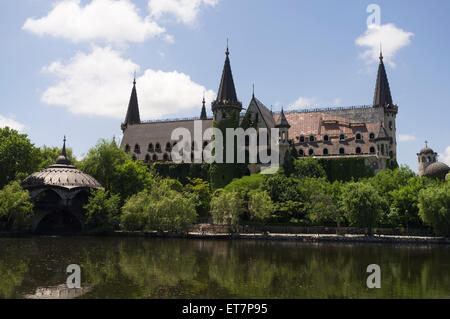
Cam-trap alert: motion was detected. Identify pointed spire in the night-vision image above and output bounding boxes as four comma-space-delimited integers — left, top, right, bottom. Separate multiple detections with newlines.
55, 135, 72, 165
373, 44, 393, 107
62, 135, 67, 157
275, 107, 290, 128
252, 83, 255, 99
200, 92, 207, 120
124, 76, 141, 126
215, 42, 239, 104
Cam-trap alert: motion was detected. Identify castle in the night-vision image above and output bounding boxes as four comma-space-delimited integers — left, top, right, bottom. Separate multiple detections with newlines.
120, 46, 398, 174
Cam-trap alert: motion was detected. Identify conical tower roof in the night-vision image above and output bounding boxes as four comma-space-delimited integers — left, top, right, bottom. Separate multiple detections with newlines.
373, 51, 393, 107
275, 108, 290, 128
124, 77, 141, 125
216, 46, 239, 104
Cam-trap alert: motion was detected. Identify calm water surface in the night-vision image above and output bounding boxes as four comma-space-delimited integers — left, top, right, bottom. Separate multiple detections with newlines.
0, 237, 449, 299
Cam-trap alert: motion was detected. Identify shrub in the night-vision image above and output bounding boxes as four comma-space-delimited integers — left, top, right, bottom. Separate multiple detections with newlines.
248, 190, 274, 225
83, 190, 120, 232
0, 181, 34, 232
210, 190, 243, 228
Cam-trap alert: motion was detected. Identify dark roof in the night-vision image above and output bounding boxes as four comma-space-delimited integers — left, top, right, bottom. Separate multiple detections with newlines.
22, 138, 103, 191
373, 53, 393, 107
216, 48, 238, 103
252, 96, 275, 128
419, 147, 435, 155
424, 162, 450, 178
275, 108, 290, 128
124, 79, 141, 125
200, 96, 207, 120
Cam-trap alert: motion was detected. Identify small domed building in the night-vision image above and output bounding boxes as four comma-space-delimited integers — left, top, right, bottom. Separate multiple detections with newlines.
22, 137, 103, 233
417, 142, 450, 180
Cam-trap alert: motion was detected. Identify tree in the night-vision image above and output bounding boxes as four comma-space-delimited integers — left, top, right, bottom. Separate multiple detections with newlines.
184, 178, 212, 218
210, 190, 243, 229
111, 160, 153, 202
83, 190, 120, 232
341, 182, 386, 236
291, 157, 326, 179
305, 179, 343, 228
0, 127, 41, 187
248, 190, 274, 227
0, 181, 34, 232
418, 182, 450, 236
78, 138, 129, 191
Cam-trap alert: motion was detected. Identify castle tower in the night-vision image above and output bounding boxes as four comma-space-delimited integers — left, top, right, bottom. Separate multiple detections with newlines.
417, 142, 438, 176
121, 77, 141, 132
373, 49, 398, 168
200, 94, 207, 120
275, 108, 291, 165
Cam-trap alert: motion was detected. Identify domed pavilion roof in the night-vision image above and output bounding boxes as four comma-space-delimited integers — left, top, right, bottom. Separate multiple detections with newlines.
424, 162, 450, 179
22, 137, 103, 191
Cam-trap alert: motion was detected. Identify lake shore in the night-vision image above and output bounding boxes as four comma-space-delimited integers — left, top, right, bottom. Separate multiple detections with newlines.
111, 231, 450, 245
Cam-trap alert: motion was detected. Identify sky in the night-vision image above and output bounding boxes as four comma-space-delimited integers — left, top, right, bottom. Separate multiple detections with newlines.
1, 0, 450, 172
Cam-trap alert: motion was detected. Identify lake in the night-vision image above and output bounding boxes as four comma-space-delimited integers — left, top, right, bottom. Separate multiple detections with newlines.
0, 237, 449, 298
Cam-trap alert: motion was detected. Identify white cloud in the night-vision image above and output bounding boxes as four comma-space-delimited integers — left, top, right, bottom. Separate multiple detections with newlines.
440, 146, 450, 167
286, 97, 318, 110
41, 46, 215, 120
148, 0, 219, 25
355, 23, 414, 67
23, 0, 167, 45
398, 134, 416, 142
0, 115, 25, 132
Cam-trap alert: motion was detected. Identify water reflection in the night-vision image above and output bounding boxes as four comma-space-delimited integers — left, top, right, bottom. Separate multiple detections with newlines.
0, 237, 449, 299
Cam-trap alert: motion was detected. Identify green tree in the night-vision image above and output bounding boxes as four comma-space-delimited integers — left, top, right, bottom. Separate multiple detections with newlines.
291, 157, 326, 179
305, 179, 343, 228
248, 190, 274, 226
0, 127, 41, 187
418, 182, 450, 236
210, 190, 243, 229
78, 138, 129, 191
83, 190, 120, 232
111, 160, 153, 202
184, 178, 212, 218
341, 182, 386, 235
0, 181, 34, 232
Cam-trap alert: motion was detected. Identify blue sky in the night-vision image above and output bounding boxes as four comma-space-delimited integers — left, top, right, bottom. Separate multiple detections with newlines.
1, 0, 450, 171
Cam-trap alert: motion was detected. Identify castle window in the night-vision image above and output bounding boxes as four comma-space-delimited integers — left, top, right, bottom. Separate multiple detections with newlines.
370, 146, 376, 154
323, 148, 329, 155
369, 132, 375, 140
298, 149, 304, 156
309, 135, 315, 142
125, 144, 130, 153
152, 154, 158, 161
340, 134, 345, 141
356, 147, 362, 154
145, 154, 151, 162
148, 143, 154, 152
381, 144, 385, 155
308, 149, 314, 156
389, 121, 393, 130
166, 142, 172, 151
163, 153, 169, 161
355, 133, 362, 140
323, 134, 329, 142
134, 144, 140, 153
155, 143, 161, 152
299, 135, 305, 143
339, 147, 345, 155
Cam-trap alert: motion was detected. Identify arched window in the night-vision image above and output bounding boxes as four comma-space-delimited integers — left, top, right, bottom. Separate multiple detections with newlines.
381, 144, 385, 155
152, 154, 158, 161
323, 134, 329, 142
340, 134, 345, 141
299, 135, 305, 143
370, 146, 376, 154
355, 133, 362, 140
298, 149, 304, 156
356, 147, 362, 154
145, 154, 151, 162
125, 144, 130, 153
163, 153, 169, 161
427, 156, 431, 162
422, 156, 426, 163
308, 149, 314, 156
323, 148, 329, 155
155, 143, 161, 152
339, 147, 345, 155
134, 144, 140, 153
166, 142, 172, 151
369, 132, 375, 140
148, 143, 154, 152
309, 135, 315, 142
389, 121, 393, 130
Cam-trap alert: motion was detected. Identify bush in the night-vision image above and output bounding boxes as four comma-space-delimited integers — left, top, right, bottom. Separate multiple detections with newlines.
0, 181, 34, 232
210, 190, 243, 229
341, 182, 387, 235
248, 190, 274, 225
83, 190, 120, 232
291, 157, 326, 179
418, 182, 450, 236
